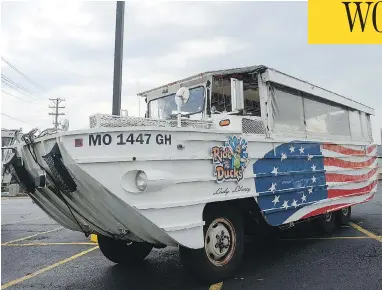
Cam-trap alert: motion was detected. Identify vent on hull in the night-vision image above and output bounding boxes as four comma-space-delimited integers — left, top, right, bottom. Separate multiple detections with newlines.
242, 117, 266, 134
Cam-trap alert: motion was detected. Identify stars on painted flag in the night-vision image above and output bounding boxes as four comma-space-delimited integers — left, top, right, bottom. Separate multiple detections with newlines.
272, 195, 280, 206
256, 142, 326, 218
269, 182, 277, 193
281, 200, 289, 209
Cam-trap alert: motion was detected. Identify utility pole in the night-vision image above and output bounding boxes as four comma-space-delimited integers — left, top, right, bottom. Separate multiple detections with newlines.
112, 1, 125, 116
49, 98, 65, 129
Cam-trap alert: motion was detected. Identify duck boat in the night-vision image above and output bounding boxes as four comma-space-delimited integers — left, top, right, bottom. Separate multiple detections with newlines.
2, 65, 377, 283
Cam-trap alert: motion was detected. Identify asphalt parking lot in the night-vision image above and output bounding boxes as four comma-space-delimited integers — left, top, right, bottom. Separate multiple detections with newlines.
1, 185, 382, 290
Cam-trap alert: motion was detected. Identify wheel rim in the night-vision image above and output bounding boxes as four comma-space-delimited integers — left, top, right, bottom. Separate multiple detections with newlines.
204, 217, 236, 267
341, 208, 349, 216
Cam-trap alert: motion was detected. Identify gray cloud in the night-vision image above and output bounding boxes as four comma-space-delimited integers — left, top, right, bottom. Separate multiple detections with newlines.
1, 1, 381, 142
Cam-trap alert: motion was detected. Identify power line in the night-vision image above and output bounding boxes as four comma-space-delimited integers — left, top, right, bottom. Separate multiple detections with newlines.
48, 98, 65, 129
1, 56, 48, 92
1, 89, 45, 106
1, 113, 34, 126
1, 74, 44, 101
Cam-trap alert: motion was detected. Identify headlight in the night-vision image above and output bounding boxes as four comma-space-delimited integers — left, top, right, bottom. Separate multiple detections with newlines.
136, 171, 147, 191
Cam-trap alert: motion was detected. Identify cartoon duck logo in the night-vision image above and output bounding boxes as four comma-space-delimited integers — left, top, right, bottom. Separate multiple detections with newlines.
211, 136, 250, 183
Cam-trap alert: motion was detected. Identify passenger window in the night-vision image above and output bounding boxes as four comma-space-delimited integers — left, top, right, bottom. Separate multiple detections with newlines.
210, 77, 260, 116
304, 96, 350, 137
243, 88, 261, 116
211, 79, 232, 112
360, 112, 372, 140
271, 85, 305, 133
349, 110, 363, 140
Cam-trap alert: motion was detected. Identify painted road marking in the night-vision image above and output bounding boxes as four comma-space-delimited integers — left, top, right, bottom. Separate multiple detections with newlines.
2, 216, 45, 226
1, 197, 30, 200
205, 233, 381, 290
209, 282, 223, 290
1, 246, 99, 289
280, 236, 373, 241
349, 222, 382, 243
2, 242, 96, 246
1, 227, 64, 245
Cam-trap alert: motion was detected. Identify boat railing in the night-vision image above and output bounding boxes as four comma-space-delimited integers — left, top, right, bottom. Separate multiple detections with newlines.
89, 113, 215, 130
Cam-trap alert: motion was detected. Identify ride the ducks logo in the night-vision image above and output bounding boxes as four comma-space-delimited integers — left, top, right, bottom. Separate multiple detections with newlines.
308, 0, 382, 44
211, 136, 250, 183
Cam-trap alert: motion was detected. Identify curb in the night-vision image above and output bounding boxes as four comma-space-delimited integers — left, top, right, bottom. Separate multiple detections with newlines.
90, 234, 98, 243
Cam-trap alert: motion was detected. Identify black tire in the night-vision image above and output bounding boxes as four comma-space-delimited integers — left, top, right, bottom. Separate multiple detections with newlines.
98, 234, 153, 264
179, 203, 244, 284
336, 207, 351, 225
315, 212, 336, 234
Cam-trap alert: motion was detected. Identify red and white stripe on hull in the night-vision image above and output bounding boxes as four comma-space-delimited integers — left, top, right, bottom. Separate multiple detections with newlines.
322, 143, 378, 200
327, 171, 379, 188
324, 155, 377, 170
285, 143, 378, 224
283, 190, 376, 224
322, 143, 377, 157
327, 179, 378, 198
324, 159, 379, 173
326, 167, 379, 183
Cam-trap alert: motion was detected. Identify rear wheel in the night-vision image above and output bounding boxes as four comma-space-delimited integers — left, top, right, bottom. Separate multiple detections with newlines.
98, 234, 153, 264
179, 204, 244, 284
315, 212, 336, 234
336, 206, 351, 225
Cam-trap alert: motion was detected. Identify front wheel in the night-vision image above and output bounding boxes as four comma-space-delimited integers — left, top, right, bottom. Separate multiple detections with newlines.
98, 234, 153, 264
179, 204, 244, 284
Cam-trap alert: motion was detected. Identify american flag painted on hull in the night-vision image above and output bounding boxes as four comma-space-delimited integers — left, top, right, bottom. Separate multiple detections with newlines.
253, 142, 378, 226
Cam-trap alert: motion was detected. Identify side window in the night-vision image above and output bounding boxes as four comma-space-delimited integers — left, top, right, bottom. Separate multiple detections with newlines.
271, 85, 305, 133
304, 97, 330, 134
304, 95, 350, 137
366, 114, 373, 141
349, 110, 363, 140
211, 79, 232, 112
360, 112, 372, 141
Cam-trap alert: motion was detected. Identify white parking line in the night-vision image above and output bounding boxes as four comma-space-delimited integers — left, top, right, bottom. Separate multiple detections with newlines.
1, 246, 99, 289
2, 227, 64, 245
2, 216, 45, 226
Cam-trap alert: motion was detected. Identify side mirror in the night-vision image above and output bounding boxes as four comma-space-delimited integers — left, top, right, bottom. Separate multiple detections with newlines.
175, 87, 190, 107
174, 87, 190, 128
61, 119, 70, 131
231, 78, 244, 112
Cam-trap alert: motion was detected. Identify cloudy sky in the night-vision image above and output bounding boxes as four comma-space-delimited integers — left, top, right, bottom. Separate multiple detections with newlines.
1, 1, 381, 143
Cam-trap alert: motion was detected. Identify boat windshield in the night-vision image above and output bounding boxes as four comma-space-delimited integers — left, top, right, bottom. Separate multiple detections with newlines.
148, 86, 205, 119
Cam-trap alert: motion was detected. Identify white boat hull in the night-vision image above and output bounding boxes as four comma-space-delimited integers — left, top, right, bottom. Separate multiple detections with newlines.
11, 126, 378, 250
